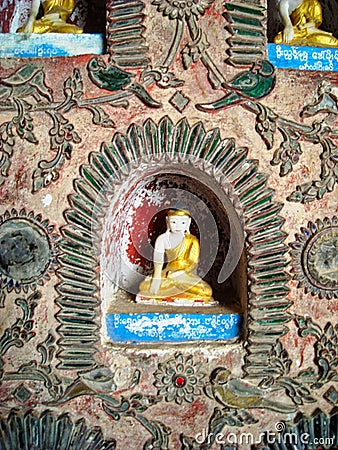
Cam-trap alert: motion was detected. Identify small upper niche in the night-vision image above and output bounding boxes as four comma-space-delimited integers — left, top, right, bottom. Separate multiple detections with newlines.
267, 0, 338, 43
0, 0, 106, 58
267, 0, 338, 71
101, 171, 245, 344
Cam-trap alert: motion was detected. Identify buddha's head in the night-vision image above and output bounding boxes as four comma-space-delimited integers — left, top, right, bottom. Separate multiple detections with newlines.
166, 208, 191, 234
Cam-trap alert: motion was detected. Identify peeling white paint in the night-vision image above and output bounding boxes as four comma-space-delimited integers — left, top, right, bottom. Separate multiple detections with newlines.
42, 194, 52, 207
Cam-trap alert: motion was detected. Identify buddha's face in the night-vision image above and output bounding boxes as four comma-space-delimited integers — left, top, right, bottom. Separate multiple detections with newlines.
167, 215, 191, 233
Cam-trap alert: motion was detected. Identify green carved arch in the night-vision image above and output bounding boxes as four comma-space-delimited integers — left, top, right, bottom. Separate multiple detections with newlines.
56, 116, 291, 378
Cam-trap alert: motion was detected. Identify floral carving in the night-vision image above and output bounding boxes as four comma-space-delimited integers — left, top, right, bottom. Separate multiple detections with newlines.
259, 339, 316, 405
0, 292, 40, 382
0, 209, 59, 304
154, 352, 205, 404
0, 62, 155, 192
290, 216, 338, 299
4, 333, 62, 399
295, 316, 338, 389
251, 81, 338, 203
257, 317, 338, 406
152, 0, 214, 19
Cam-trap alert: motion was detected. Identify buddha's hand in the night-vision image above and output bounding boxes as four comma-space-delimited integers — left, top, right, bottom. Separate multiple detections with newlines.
20, 19, 35, 33
283, 25, 294, 42
149, 278, 161, 295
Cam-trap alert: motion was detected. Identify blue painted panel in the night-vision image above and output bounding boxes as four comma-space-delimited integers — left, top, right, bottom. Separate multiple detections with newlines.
268, 43, 338, 71
106, 313, 241, 342
0, 33, 104, 58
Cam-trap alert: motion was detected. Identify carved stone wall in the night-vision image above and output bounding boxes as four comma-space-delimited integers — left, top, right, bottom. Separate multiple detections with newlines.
0, 1, 337, 449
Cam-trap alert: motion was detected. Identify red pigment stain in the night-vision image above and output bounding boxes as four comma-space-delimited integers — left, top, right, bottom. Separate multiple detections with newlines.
126, 200, 160, 267
0, 0, 16, 33
181, 398, 207, 425
298, 334, 314, 367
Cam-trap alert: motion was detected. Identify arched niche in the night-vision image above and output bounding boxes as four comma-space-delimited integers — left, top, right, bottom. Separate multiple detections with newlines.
100, 158, 247, 343
57, 116, 291, 380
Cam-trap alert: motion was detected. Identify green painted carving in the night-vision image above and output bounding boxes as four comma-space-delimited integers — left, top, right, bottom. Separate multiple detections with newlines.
255, 316, 338, 407
258, 339, 316, 405
0, 63, 146, 192
103, 394, 171, 450
0, 209, 59, 301
290, 216, 338, 299
196, 60, 276, 111
87, 57, 161, 108
0, 410, 116, 450
0, 292, 40, 383
0, 64, 52, 103
295, 316, 338, 389
248, 81, 338, 203
57, 116, 290, 380
106, 0, 150, 69
224, 2, 266, 67
143, 0, 267, 95
205, 367, 296, 412
324, 385, 338, 406
0, 97, 38, 186
3, 333, 62, 400
255, 409, 337, 449
154, 352, 205, 404
141, 0, 227, 90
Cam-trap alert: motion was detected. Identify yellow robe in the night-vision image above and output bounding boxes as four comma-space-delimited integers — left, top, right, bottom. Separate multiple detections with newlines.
138, 234, 213, 300
274, 0, 338, 47
23, 0, 82, 34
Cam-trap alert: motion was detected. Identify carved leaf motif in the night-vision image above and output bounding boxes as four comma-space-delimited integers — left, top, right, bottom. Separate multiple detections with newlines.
295, 315, 322, 339
37, 333, 57, 365
64, 68, 83, 101
0, 292, 40, 358
271, 129, 302, 176
182, 30, 209, 69
86, 105, 115, 128
277, 377, 316, 405
255, 104, 277, 149
269, 339, 292, 375
288, 137, 337, 202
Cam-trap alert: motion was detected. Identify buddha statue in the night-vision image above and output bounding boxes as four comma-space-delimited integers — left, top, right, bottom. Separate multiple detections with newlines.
17, 0, 83, 33
274, 0, 338, 47
136, 208, 216, 306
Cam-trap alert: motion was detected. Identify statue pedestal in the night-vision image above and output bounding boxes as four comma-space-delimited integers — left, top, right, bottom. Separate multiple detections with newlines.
135, 294, 218, 307
105, 291, 241, 343
106, 312, 241, 343
268, 43, 338, 71
0, 33, 104, 58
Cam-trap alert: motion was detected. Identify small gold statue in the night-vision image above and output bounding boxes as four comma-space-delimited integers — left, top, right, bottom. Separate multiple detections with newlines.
17, 0, 83, 33
136, 208, 216, 306
274, 0, 338, 47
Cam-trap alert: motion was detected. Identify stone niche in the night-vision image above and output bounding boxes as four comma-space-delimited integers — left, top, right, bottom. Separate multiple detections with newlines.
100, 156, 246, 344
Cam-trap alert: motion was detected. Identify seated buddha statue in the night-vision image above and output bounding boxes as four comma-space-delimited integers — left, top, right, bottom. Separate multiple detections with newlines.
274, 0, 338, 47
17, 0, 83, 33
136, 208, 216, 306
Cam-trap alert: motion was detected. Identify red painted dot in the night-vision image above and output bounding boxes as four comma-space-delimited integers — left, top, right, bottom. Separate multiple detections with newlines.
174, 376, 186, 387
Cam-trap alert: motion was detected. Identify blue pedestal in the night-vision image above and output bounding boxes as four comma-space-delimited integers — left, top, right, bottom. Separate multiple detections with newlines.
0, 33, 104, 58
106, 313, 241, 343
268, 43, 338, 71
